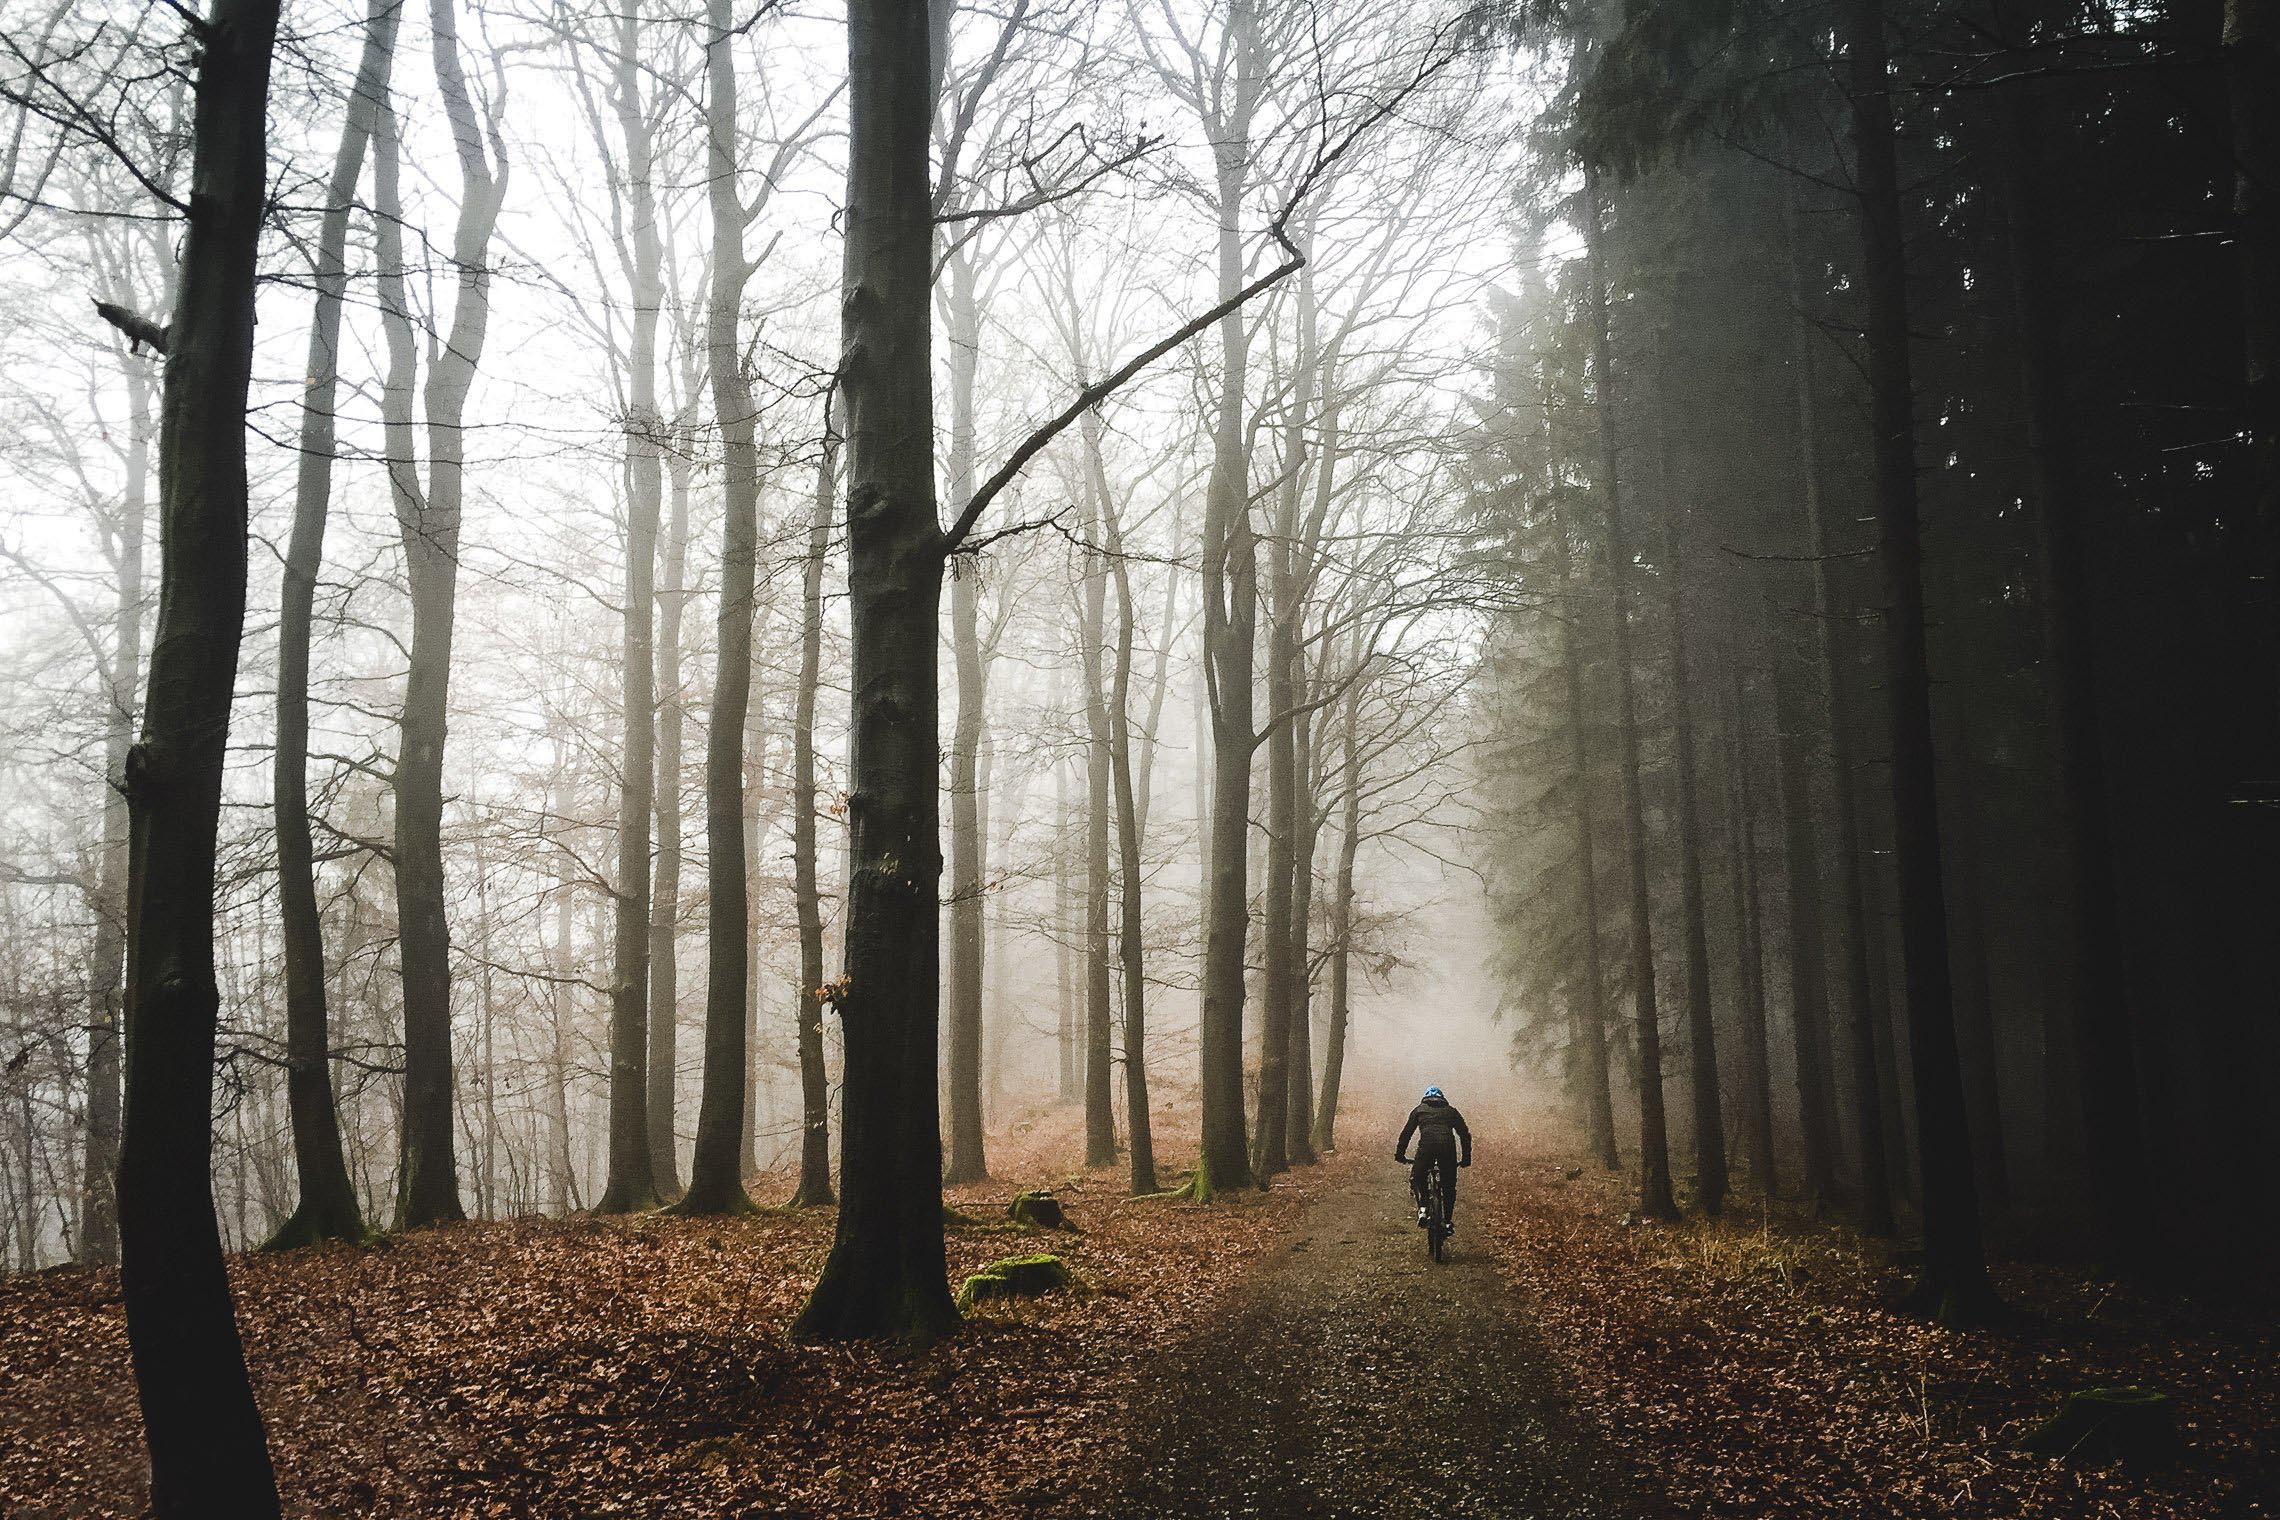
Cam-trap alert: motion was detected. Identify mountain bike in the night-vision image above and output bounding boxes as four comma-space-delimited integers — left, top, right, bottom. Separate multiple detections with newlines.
1411, 1159, 1450, 1263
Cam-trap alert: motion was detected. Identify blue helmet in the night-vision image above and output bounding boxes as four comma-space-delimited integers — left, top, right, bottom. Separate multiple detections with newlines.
1422, 1086, 1444, 1102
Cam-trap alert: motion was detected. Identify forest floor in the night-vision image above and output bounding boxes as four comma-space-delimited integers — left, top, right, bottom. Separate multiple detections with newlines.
2, 1110, 2274, 1517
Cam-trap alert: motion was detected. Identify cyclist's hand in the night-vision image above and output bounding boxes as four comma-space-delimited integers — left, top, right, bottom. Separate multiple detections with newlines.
1393, 1152, 1407, 1165
1459, 1158, 1472, 1168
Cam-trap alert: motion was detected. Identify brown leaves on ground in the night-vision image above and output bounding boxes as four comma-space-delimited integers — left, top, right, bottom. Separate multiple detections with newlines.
1477, 1147, 2278, 1519
0, 1114, 1311, 1518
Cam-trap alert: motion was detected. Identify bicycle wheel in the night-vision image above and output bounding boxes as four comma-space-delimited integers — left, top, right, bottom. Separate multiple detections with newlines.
1426, 1172, 1447, 1262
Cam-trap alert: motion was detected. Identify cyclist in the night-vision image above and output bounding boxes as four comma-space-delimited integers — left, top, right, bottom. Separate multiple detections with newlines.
1395, 1086, 1472, 1235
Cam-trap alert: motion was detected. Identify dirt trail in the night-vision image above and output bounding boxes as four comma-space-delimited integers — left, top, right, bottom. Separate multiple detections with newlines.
1069, 1154, 1658, 1519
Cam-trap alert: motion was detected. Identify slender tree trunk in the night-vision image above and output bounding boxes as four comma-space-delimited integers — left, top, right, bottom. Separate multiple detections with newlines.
1194, 38, 1262, 1198
1546, 434, 1622, 1171
1843, 0, 1993, 1316
1941, 700, 2007, 1208
549, 797, 577, 1215
789, 402, 839, 1206
1721, 645, 1777, 1196
268, 0, 397, 1250
792, 0, 955, 1337
659, 412, 695, 1179
943, 249, 990, 1183
1582, 165, 1676, 1221
1081, 503, 1119, 1167
81, 312, 153, 1268
1055, 739, 1079, 1104
389, 0, 505, 1229
1770, 626, 1842, 1206
1311, 688, 1362, 1153
1782, 193, 1894, 1235
114, 0, 284, 1506
1663, 517, 1727, 1216
1284, 709, 1320, 1167
1253, 522, 1299, 1179
597, 8, 666, 1215
1993, 90, 2143, 1262
1101, 463, 1157, 1194
675, 0, 763, 1216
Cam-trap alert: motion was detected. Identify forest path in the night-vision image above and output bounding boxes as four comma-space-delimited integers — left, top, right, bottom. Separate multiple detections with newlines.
1078, 1153, 1657, 1519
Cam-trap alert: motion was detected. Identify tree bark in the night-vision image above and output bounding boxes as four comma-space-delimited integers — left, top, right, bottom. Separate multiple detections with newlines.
80, 281, 155, 1268
389, 0, 506, 1229
673, 0, 763, 1216
1582, 164, 1677, 1221
268, 0, 398, 1250
788, 399, 839, 1207
943, 246, 990, 1184
1100, 442, 1158, 1194
114, 0, 284, 1507
1842, 0, 1994, 1317
1662, 515, 1727, 1216
597, 3, 665, 1215
1311, 686, 1362, 1153
1720, 643, 1777, 1197
1080, 495, 1119, 1168
791, 0, 956, 1338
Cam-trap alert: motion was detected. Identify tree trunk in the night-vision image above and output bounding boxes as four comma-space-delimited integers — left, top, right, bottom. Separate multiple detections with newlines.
1100, 447, 1158, 1195
1311, 687, 1362, 1153
788, 400, 839, 1207
1055, 738, 1080, 1105
388, 0, 505, 1229
660, 406, 695, 1180
1081, 501, 1119, 1167
114, 0, 284, 1506
1993, 89, 2143, 1262
674, 0, 763, 1216
792, 0, 956, 1338
597, 6, 665, 1216
267, 0, 397, 1250
549, 791, 577, 1215
1284, 707, 1320, 1167
1663, 517, 1727, 1216
1720, 644, 1777, 1197
1770, 625, 1842, 1207
1582, 165, 1676, 1221
2225, 0, 2278, 539
80, 294, 155, 1268
1193, 40, 1262, 1198
1843, 0, 1994, 1317
943, 248, 990, 1184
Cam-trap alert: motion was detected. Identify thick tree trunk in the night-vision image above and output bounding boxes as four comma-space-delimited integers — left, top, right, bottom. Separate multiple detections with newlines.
267, 0, 397, 1250
1721, 645, 1777, 1197
792, 0, 956, 1338
1582, 166, 1677, 1221
114, 0, 284, 1507
943, 248, 990, 1184
1770, 629, 1843, 1207
389, 0, 504, 1229
1663, 519, 1727, 1216
674, 0, 763, 1216
788, 404, 839, 1207
1843, 0, 1994, 1317
2226, 0, 2279, 537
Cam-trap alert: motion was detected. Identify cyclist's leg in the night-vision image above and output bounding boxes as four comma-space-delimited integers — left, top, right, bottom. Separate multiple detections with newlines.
1443, 1152, 1458, 1223
1409, 1154, 1430, 1221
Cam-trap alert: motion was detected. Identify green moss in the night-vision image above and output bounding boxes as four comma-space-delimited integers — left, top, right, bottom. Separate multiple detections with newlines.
955, 1252, 1076, 1311
1007, 1190, 1074, 1230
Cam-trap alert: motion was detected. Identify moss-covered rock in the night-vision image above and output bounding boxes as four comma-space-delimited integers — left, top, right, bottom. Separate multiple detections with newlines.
1007, 1190, 1073, 1230
955, 1252, 1075, 1310
2020, 1386, 2181, 1467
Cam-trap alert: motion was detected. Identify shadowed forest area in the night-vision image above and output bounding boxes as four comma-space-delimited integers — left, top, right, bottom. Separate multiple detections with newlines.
0, 0, 2274, 1513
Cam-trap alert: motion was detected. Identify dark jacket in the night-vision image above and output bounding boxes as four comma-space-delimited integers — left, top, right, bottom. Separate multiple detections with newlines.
1397, 1098, 1471, 1162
